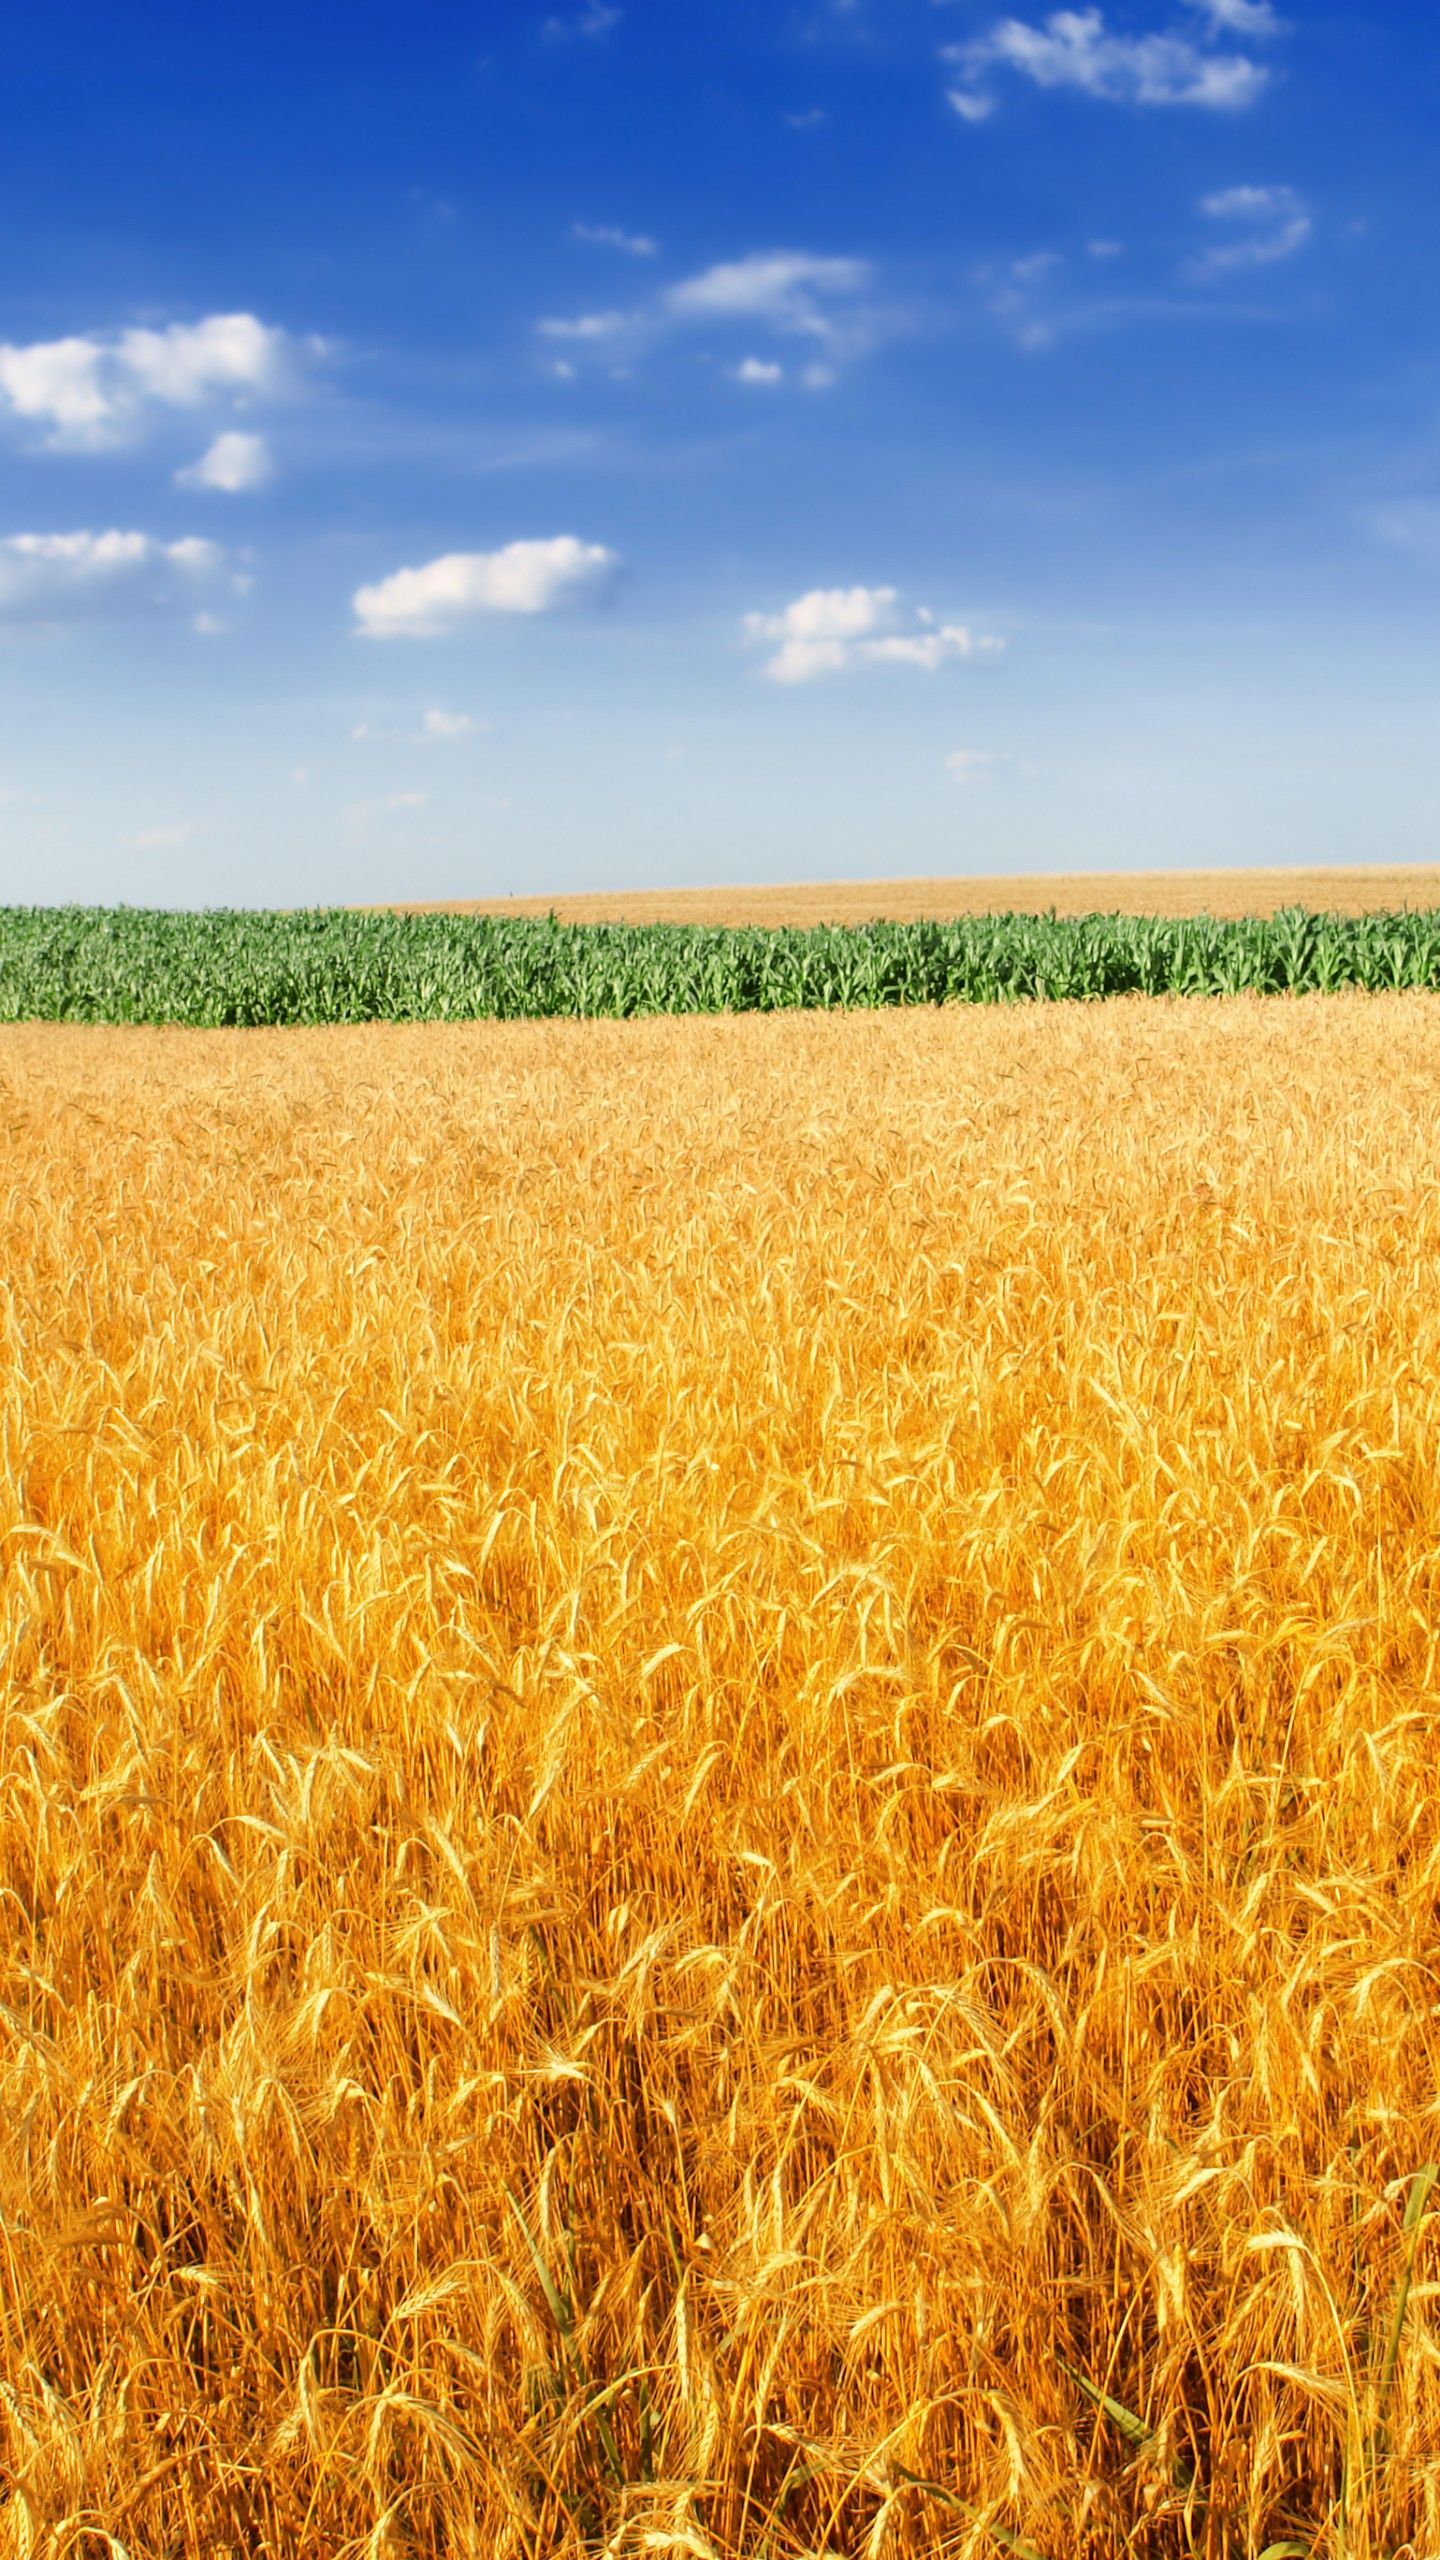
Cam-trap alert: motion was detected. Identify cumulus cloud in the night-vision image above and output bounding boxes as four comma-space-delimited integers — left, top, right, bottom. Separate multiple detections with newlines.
1190, 182, 1311, 275
573, 222, 658, 256
176, 429, 275, 492
665, 251, 871, 340
946, 748, 997, 780
0, 313, 314, 451
120, 314, 295, 404
536, 247, 881, 383
0, 340, 116, 443
744, 585, 1004, 684
354, 535, 620, 638
0, 529, 235, 627
423, 707, 480, 738
1192, 0, 1282, 32
536, 310, 627, 342
947, 8, 1271, 117
734, 356, 784, 384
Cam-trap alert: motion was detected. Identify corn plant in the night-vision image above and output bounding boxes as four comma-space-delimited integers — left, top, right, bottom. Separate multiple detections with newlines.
8, 898, 1440, 1023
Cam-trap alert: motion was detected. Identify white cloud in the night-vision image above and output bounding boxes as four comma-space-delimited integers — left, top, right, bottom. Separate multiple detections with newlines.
1203, 182, 1286, 215
983, 251, 1072, 351
734, 356, 784, 384
0, 313, 311, 451
1373, 503, 1440, 560
343, 791, 434, 832
119, 314, 294, 405
949, 88, 999, 121
946, 748, 997, 780
1190, 182, 1311, 275
0, 529, 233, 626
0, 340, 114, 441
354, 535, 620, 638
119, 822, 193, 852
948, 9, 1271, 115
543, 3, 620, 36
574, 222, 658, 257
353, 708, 487, 742
176, 429, 275, 492
867, 631, 997, 668
745, 585, 1004, 684
535, 246, 881, 384
1191, 0, 1282, 33
665, 251, 872, 341
532, 247, 881, 386
536, 310, 628, 341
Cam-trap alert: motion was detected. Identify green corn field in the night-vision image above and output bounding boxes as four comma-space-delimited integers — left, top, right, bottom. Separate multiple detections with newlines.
6, 901, 1440, 1024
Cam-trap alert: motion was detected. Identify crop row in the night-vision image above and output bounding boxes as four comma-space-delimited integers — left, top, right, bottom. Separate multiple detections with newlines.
6, 900, 1440, 1024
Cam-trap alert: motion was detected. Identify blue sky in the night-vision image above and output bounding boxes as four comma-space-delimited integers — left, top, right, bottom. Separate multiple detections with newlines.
1, 0, 1437, 906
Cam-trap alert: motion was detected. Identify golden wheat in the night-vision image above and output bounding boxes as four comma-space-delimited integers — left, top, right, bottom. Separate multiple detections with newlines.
3, 995, 1440, 2558
382, 860, 1440, 927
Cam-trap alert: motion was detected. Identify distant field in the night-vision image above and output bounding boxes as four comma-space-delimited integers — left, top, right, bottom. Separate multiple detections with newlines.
5, 993, 1440, 2554
386, 861, 1440, 927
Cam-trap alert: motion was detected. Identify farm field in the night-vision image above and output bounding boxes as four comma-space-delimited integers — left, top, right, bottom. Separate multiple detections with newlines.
4, 993, 1440, 2556
386, 862, 1440, 928
14, 899, 1440, 1026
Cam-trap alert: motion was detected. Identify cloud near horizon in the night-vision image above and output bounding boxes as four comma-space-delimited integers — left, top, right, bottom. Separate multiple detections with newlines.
745, 585, 1004, 684
0, 529, 235, 626
353, 536, 620, 637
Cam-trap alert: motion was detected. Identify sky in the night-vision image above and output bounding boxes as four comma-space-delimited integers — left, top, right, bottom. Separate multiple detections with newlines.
1, 0, 1438, 908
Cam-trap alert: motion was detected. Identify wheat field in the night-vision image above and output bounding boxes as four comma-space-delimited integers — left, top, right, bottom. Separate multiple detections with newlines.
4, 995, 1440, 2558
385, 862, 1440, 928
